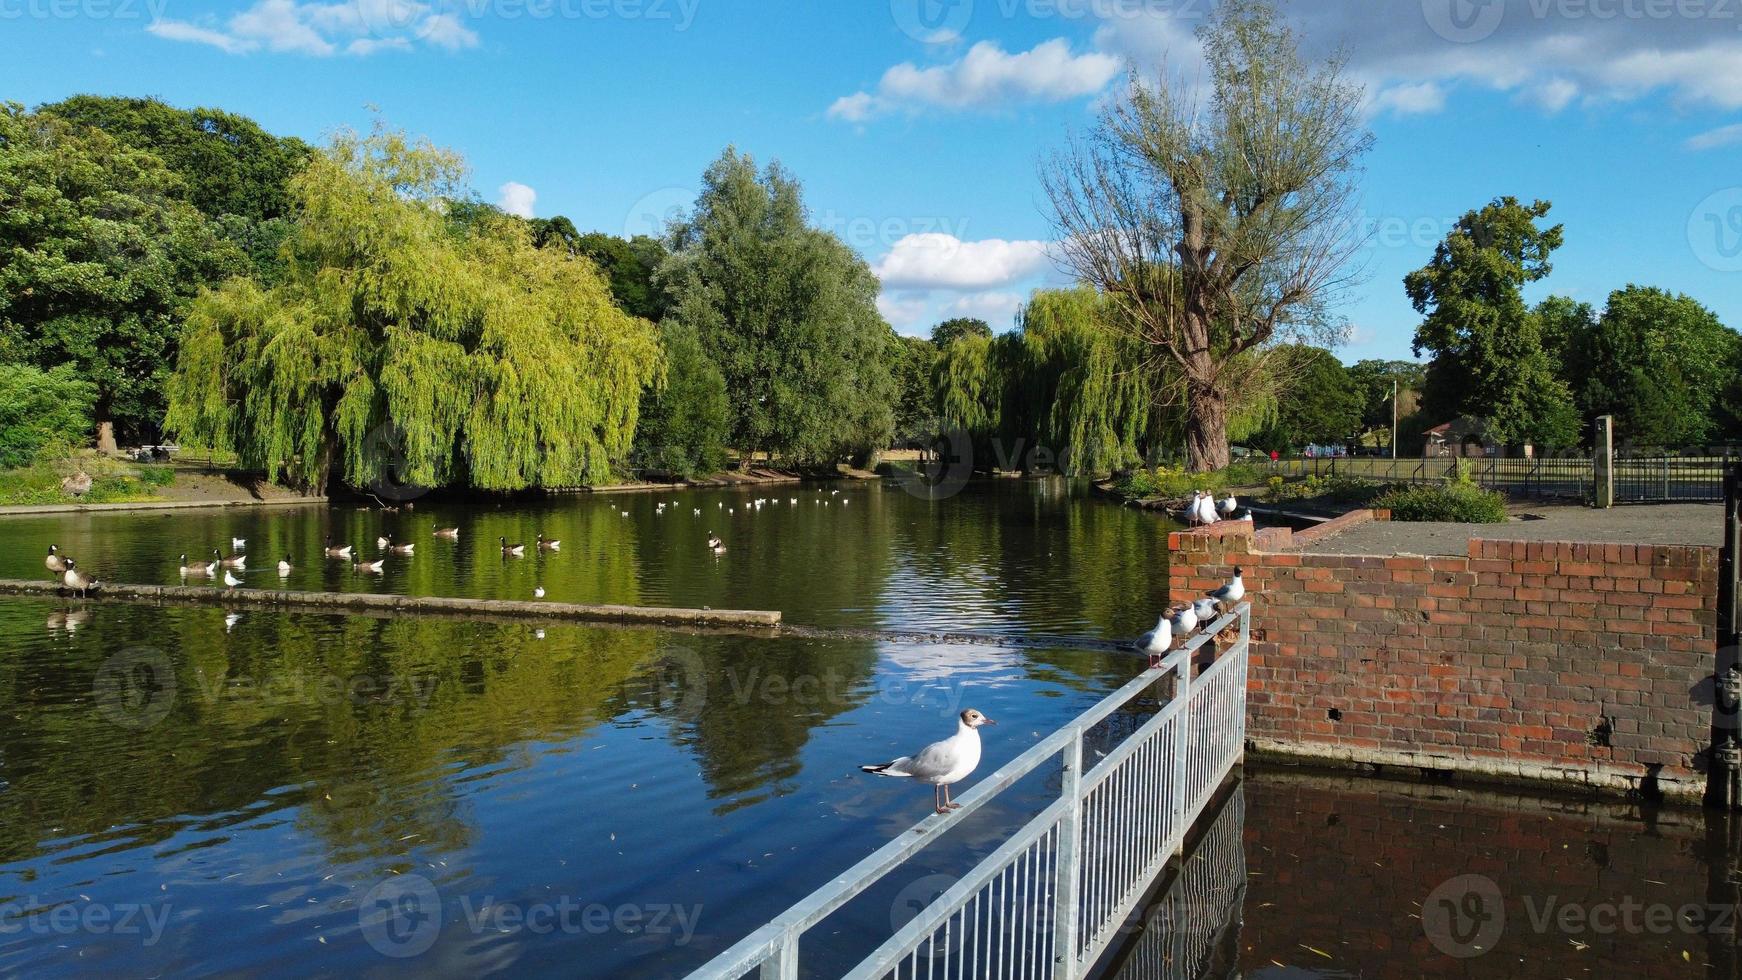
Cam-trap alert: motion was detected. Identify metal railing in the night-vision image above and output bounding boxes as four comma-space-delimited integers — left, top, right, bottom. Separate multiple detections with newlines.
1269, 454, 1737, 503
1104, 785, 1247, 980
690, 604, 1251, 980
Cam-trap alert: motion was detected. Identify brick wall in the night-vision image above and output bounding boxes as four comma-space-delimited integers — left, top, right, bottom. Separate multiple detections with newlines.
1170, 521, 1721, 800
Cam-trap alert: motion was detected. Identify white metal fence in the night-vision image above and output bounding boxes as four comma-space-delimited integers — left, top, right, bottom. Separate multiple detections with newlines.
690, 603, 1251, 980
1104, 786, 1247, 980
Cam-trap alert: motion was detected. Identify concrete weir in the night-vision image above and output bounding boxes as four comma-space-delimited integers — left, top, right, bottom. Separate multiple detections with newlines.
0, 578, 781, 629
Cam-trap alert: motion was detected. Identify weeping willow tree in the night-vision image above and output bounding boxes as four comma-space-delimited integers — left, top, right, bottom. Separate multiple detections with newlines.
167, 124, 662, 494
1019, 288, 1153, 475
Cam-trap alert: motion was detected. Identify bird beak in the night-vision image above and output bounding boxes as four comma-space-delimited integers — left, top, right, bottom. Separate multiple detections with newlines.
982, 717, 997, 726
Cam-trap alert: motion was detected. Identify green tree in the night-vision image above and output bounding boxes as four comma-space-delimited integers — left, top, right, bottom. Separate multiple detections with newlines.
1017, 288, 1153, 474
930, 317, 992, 348
1346, 359, 1426, 434
571, 231, 669, 322
890, 333, 939, 443
166, 123, 662, 494
634, 321, 729, 477
39, 96, 312, 282
660, 148, 895, 466
1562, 286, 1740, 447
1406, 197, 1579, 449
0, 363, 95, 467
1249, 346, 1363, 451
0, 104, 246, 448
1045, 0, 1372, 471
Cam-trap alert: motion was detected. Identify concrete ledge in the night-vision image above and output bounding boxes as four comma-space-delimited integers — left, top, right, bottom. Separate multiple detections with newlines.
0, 496, 326, 518
0, 579, 781, 628
1288, 507, 1390, 549
1248, 737, 1704, 803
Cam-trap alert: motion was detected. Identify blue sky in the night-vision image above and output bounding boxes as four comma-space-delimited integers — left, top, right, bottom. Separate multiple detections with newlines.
7, 0, 1742, 362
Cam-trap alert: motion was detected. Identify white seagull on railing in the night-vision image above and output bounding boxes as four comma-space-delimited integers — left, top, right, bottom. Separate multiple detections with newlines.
1135, 613, 1173, 667
1193, 597, 1220, 626
1170, 603, 1199, 639
1207, 567, 1246, 605
860, 709, 996, 815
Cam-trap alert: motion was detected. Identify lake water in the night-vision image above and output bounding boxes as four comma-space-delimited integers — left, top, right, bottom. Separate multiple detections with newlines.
3, 480, 1731, 977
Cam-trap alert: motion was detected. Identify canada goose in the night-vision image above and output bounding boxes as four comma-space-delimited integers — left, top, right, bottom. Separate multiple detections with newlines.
434, 527, 460, 539
61, 559, 99, 598
231, 536, 247, 550
377, 534, 391, 548
706, 533, 726, 555
277, 555, 293, 575
500, 537, 525, 557
46, 545, 66, 578
353, 557, 386, 573
179, 553, 216, 578
223, 568, 243, 590
381, 534, 414, 555
536, 534, 560, 551
323, 537, 352, 559
213, 549, 246, 569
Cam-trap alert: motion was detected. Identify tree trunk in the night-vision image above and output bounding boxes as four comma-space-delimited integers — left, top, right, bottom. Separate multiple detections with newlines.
1185, 380, 1231, 473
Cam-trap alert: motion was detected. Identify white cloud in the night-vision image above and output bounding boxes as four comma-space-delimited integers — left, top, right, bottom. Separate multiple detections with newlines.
1688, 123, 1742, 151
497, 182, 537, 219
416, 12, 479, 50
945, 292, 1025, 322
872, 234, 1053, 291
148, 0, 473, 57
146, 20, 259, 54
831, 39, 1120, 121
1371, 81, 1447, 117
876, 292, 934, 330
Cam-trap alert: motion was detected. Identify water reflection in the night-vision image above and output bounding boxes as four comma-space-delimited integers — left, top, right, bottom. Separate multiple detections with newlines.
0, 479, 1175, 638
0, 600, 1128, 977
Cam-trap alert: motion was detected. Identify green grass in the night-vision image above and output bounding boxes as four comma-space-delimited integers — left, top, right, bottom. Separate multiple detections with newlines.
0, 457, 175, 506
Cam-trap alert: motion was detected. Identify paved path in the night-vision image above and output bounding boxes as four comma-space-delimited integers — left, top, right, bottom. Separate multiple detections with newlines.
1299, 503, 1724, 555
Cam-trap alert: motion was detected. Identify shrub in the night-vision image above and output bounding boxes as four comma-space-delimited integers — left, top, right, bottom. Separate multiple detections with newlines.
1116, 462, 1270, 501
0, 364, 95, 468
1374, 478, 1508, 523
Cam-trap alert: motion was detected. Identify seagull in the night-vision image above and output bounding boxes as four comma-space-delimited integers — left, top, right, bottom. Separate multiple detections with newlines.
434, 527, 460, 539
324, 537, 353, 559
1207, 567, 1246, 605
180, 553, 216, 578
536, 534, 560, 551
860, 709, 996, 815
278, 555, 293, 575
1135, 613, 1173, 667
231, 537, 247, 550
1238, 509, 1255, 523
1170, 603, 1200, 639
693, 508, 701, 516
61, 559, 99, 598
1218, 493, 1238, 518
45, 545, 66, 579
1184, 491, 1207, 526
1193, 597, 1221, 626
534, 586, 545, 599
223, 568, 243, 590
1195, 491, 1220, 526
500, 536, 525, 557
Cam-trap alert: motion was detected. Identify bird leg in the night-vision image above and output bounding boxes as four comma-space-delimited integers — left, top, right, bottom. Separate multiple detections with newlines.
943, 785, 961, 811
934, 784, 947, 815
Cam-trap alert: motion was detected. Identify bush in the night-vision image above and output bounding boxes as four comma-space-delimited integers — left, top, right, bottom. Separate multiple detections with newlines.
0, 364, 95, 468
1374, 478, 1508, 523
1264, 473, 1384, 506
633, 322, 730, 479
1116, 462, 1269, 500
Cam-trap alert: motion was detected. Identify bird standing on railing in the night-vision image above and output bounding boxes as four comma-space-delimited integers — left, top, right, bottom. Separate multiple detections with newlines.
1193, 597, 1220, 626
860, 709, 996, 815
1207, 568, 1246, 605
1135, 613, 1173, 668
1170, 603, 1199, 639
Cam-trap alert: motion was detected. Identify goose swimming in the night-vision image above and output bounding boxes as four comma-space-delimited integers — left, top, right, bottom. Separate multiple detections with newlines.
353, 557, 386, 573
278, 555, 293, 575
214, 549, 246, 569
500, 536, 526, 557
860, 709, 996, 815
324, 537, 353, 559
434, 527, 460, 539
536, 534, 560, 551
180, 553, 216, 578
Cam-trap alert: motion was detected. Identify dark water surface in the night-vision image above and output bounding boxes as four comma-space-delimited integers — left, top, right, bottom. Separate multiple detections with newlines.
2, 479, 1169, 638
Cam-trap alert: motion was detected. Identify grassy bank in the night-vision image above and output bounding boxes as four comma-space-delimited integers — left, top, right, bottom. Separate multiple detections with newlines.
0, 457, 175, 506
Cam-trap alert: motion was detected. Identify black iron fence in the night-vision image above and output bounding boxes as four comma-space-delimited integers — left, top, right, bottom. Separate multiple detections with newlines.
1265, 453, 1736, 504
